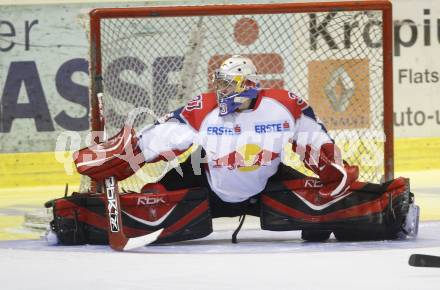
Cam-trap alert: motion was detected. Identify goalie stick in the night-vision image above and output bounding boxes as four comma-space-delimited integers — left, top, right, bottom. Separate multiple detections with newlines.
408, 254, 440, 268
95, 92, 162, 251
103, 176, 163, 251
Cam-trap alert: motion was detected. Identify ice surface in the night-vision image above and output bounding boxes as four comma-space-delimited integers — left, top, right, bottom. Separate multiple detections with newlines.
0, 221, 440, 290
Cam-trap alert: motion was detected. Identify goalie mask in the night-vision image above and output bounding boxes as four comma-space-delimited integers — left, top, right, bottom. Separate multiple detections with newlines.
213, 55, 260, 116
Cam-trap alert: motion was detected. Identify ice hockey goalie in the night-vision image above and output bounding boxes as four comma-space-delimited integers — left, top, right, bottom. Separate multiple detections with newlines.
46, 56, 419, 245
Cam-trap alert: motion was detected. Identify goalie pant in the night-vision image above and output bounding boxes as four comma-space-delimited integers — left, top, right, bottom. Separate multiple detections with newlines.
46, 170, 416, 245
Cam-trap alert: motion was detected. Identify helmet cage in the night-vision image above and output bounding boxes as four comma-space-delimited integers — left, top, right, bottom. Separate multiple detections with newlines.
212, 55, 259, 116
213, 72, 247, 102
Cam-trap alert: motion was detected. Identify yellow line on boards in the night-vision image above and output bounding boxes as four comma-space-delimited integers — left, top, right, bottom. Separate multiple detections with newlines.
395, 137, 440, 171
0, 151, 80, 188
0, 216, 40, 241
1, 138, 440, 188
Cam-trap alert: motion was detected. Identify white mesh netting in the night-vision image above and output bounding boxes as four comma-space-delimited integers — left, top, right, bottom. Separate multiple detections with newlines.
84, 6, 389, 192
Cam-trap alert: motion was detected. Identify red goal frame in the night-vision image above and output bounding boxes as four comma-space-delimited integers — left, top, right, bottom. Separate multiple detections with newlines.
88, 0, 394, 182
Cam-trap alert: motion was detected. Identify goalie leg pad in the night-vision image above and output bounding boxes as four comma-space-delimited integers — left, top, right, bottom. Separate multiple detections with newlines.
260, 177, 417, 240
301, 229, 332, 242
46, 186, 213, 246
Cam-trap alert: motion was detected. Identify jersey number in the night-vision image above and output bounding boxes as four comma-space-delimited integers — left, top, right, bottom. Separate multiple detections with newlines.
185, 95, 203, 111
288, 92, 308, 110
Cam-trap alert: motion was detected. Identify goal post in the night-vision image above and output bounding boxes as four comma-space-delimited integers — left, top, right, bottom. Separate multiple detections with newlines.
85, 0, 393, 192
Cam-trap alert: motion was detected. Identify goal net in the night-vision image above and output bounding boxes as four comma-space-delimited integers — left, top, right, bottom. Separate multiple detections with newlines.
83, 1, 393, 192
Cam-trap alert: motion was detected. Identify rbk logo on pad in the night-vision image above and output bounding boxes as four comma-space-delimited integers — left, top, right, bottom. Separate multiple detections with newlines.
105, 177, 120, 233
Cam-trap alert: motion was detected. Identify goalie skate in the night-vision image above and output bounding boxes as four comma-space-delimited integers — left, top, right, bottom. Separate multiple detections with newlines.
401, 203, 420, 238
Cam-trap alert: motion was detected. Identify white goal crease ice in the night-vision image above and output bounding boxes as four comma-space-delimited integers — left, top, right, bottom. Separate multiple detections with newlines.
77, 1, 394, 193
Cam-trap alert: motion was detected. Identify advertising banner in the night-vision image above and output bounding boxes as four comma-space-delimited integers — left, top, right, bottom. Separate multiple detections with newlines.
393, 0, 440, 138
0, 0, 439, 154
0, 4, 90, 152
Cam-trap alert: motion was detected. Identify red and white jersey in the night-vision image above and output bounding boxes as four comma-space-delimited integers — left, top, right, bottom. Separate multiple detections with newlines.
138, 89, 333, 202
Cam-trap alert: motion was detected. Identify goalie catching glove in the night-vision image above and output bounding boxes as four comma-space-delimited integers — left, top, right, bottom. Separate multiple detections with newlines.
293, 142, 359, 198
73, 126, 145, 181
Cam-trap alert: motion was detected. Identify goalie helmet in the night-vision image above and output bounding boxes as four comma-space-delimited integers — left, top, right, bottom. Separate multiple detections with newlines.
213, 55, 260, 116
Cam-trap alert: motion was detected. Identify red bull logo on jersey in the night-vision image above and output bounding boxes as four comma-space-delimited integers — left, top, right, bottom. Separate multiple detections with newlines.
212, 144, 280, 172
255, 121, 290, 134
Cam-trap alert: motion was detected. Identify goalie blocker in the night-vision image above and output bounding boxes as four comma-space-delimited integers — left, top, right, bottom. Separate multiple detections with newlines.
46, 174, 419, 245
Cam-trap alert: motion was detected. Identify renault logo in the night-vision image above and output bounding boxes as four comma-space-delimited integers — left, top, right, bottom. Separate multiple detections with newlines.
324, 67, 355, 112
